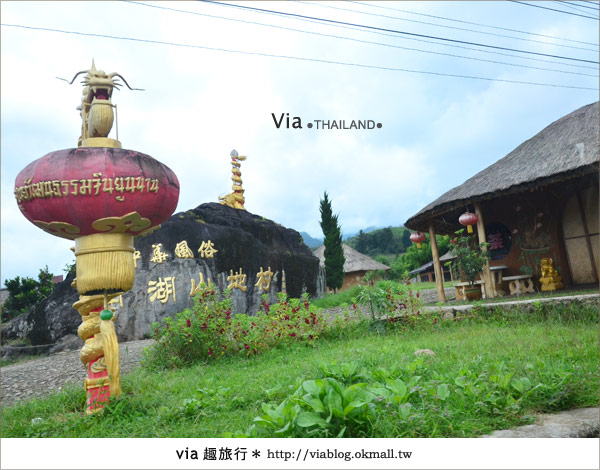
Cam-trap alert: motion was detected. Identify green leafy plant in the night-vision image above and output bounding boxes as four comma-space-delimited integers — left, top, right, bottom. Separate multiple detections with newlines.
252, 377, 377, 437
448, 229, 490, 286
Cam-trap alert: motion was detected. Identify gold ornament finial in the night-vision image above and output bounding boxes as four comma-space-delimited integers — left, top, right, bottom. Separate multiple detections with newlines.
219, 149, 247, 210
57, 61, 143, 148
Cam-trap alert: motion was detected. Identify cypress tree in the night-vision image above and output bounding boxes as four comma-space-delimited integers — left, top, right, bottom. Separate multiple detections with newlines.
319, 192, 345, 292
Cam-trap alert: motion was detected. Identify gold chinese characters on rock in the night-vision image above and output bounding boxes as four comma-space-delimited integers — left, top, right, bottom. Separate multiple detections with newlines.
150, 243, 169, 263
227, 268, 247, 292
190, 273, 213, 297
175, 240, 194, 259
198, 240, 218, 258
255, 266, 274, 292
147, 276, 176, 304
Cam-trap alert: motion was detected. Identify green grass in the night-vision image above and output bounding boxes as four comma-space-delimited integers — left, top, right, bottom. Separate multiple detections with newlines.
2, 302, 597, 438
311, 281, 438, 309
407, 281, 439, 291
311, 285, 362, 309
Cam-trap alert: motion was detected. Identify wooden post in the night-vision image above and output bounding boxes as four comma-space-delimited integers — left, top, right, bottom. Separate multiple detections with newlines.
428, 223, 447, 302
474, 202, 494, 298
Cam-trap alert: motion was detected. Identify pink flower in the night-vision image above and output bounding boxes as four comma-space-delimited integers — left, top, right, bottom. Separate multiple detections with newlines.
186, 318, 191, 328
244, 343, 249, 350
289, 333, 296, 337
433, 318, 438, 325
208, 347, 213, 356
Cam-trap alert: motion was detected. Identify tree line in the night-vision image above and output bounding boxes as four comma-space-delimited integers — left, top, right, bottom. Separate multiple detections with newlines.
347, 228, 451, 280
1, 267, 55, 322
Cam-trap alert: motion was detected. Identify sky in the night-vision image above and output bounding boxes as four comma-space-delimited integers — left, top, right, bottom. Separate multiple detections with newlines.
1, 0, 598, 287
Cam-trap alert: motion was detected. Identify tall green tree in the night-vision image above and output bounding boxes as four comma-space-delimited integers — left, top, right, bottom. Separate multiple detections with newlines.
1, 266, 54, 322
355, 230, 368, 253
401, 229, 412, 250
319, 192, 345, 292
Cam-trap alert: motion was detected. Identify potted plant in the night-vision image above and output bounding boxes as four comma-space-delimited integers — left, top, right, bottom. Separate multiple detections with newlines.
448, 229, 490, 301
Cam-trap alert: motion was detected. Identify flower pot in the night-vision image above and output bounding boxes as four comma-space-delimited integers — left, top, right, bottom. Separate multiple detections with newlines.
463, 285, 482, 301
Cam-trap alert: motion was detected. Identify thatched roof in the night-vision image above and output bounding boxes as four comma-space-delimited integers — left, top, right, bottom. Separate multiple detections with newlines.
405, 102, 599, 232
313, 244, 390, 272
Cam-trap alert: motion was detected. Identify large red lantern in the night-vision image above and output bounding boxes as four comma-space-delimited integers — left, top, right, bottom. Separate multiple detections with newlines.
459, 211, 478, 234
15, 147, 179, 294
410, 231, 426, 249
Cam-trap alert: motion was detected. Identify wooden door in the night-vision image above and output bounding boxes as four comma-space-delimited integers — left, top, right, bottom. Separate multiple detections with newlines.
562, 185, 599, 284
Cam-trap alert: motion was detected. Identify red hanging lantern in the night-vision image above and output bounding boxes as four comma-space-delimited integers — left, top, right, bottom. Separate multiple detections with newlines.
459, 211, 478, 234
410, 231, 426, 249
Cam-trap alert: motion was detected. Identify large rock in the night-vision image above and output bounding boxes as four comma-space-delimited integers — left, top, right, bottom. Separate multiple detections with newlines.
1, 203, 325, 350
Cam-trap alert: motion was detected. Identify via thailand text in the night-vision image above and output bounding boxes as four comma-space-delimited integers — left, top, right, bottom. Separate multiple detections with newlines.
271, 113, 381, 130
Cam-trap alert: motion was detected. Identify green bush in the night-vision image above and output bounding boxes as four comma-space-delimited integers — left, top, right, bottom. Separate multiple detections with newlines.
143, 287, 327, 369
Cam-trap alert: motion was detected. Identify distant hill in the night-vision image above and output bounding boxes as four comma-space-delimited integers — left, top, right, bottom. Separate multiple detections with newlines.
343, 225, 381, 241
345, 226, 411, 258
300, 225, 383, 249
299, 232, 324, 249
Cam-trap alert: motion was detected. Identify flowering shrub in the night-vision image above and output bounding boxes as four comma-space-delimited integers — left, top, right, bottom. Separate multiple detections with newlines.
143, 287, 327, 369
356, 279, 423, 327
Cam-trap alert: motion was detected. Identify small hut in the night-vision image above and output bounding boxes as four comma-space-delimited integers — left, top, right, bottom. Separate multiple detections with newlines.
409, 251, 456, 283
314, 243, 390, 291
405, 102, 599, 301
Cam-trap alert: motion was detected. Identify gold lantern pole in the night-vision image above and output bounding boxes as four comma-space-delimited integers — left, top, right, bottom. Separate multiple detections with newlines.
60, 61, 143, 413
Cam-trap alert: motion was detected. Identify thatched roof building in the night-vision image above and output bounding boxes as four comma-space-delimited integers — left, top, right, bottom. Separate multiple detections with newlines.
314, 243, 390, 291
405, 102, 599, 300
406, 102, 598, 233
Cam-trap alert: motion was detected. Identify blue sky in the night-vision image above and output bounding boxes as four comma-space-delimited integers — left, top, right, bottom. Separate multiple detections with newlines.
1, 1, 598, 286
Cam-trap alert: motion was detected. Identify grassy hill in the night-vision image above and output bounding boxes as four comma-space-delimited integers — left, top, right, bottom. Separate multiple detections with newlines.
345, 226, 411, 259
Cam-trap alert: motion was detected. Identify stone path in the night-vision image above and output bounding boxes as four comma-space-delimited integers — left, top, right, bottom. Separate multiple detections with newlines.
482, 407, 599, 438
1, 339, 153, 408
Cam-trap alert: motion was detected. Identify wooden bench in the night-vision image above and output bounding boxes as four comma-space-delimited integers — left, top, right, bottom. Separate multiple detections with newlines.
454, 280, 484, 300
502, 274, 534, 295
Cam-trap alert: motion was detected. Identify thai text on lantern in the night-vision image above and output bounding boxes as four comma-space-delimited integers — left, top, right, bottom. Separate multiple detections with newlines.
410, 231, 426, 249
459, 211, 478, 234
